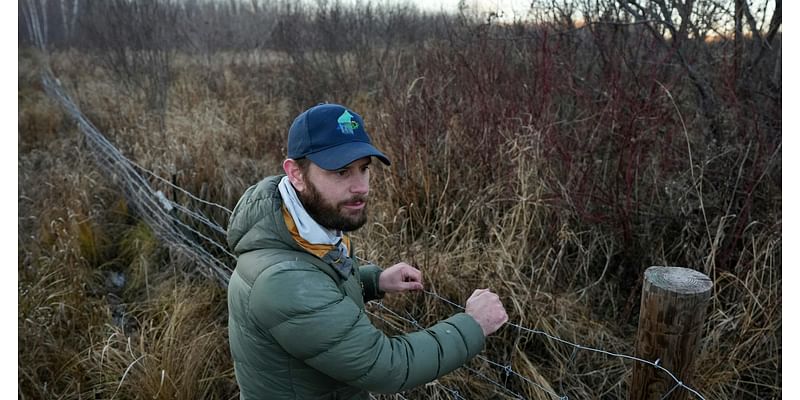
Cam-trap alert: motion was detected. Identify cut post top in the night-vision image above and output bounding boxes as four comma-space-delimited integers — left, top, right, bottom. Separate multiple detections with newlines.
644, 266, 713, 295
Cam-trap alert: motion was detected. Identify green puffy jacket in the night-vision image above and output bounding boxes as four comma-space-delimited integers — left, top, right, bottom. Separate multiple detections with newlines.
226, 175, 486, 399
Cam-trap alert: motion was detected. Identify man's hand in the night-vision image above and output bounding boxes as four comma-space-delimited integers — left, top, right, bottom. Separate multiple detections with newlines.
465, 288, 509, 336
378, 262, 424, 293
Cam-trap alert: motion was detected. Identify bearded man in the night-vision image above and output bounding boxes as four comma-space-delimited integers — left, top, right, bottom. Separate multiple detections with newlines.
226, 103, 508, 399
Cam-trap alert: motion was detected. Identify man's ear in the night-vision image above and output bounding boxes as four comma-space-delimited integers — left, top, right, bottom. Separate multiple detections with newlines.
283, 159, 307, 192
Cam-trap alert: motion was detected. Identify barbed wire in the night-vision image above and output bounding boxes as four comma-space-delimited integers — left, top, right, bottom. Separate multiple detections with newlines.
25, 5, 232, 282
160, 194, 230, 236
421, 291, 706, 400
136, 165, 234, 215
40, 71, 233, 286
474, 355, 564, 400
368, 303, 565, 400
364, 309, 476, 400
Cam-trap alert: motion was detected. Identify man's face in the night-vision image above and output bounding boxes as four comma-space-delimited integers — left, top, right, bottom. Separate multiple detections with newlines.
296, 157, 371, 232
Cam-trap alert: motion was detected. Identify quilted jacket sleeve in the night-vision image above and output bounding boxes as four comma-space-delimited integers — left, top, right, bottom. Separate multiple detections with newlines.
249, 262, 485, 394
358, 264, 384, 302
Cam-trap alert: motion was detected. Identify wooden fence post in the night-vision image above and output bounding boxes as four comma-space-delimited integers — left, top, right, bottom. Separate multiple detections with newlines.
630, 266, 713, 400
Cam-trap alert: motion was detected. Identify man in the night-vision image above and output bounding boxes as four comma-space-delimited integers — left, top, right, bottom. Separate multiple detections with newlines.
226, 103, 508, 399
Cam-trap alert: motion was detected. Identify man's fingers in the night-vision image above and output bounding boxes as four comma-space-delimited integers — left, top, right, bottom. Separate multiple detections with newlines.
390, 281, 423, 292
380, 263, 425, 293
464, 288, 508, 336
404, 268, 423, 283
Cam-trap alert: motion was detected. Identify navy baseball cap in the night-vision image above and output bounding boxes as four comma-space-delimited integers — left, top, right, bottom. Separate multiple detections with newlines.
287, 103, 391, 170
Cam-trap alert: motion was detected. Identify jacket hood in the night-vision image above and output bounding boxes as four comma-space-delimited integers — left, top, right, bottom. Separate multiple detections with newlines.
227, 175, 297, 255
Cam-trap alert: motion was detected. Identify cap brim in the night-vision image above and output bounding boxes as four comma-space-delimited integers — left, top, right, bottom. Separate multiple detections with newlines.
306, 141, 391, 170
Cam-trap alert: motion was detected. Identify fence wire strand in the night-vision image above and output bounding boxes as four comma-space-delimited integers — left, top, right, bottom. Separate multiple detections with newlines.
41, 72, 232, 286
364, 309, 471, 400
369, 303, 565, 400
422, 291, 706, 400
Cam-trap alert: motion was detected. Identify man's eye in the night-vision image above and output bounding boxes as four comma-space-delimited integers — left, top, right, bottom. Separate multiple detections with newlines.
336, 170, 348, 177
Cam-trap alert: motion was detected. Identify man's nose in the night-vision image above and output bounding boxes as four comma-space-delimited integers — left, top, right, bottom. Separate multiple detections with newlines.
350, 172, 369, 195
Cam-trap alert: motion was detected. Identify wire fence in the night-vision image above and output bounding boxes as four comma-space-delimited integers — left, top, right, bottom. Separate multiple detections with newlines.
28, 6, 708, 397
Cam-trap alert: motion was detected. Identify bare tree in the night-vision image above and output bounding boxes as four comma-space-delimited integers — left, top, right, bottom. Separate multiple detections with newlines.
78, 0, 180, 130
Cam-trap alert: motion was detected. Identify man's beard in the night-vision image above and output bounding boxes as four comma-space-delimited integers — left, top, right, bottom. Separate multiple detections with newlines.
298, 179, 368, 232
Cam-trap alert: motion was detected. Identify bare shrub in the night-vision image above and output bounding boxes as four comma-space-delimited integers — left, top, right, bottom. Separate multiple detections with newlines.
76, 0, 179, 129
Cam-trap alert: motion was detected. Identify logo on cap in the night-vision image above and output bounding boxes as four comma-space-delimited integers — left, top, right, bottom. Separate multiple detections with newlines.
336, 110, 359, 135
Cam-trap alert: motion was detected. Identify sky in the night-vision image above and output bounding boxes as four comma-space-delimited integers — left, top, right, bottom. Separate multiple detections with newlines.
412, 0, 533, 18
341, 0, 777, 28
325, 0, 544, 23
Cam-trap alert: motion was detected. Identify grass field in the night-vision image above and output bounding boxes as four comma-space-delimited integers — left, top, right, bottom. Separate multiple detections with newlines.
19, 1, 781, 398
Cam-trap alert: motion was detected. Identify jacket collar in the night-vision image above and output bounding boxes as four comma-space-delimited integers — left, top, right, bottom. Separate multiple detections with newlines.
282, 205, 354, 278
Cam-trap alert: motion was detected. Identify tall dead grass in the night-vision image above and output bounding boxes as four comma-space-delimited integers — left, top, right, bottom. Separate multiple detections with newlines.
18, 15, 780, 399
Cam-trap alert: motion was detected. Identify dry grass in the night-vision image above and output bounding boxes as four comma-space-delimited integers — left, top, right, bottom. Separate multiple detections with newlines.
18, 22, 780, 400
80, 279, 234, 400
